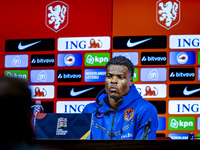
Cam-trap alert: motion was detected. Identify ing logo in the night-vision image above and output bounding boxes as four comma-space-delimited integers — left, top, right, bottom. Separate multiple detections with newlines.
144, 86, 158, 96
88, 38, 102, 48
30, 85, 54, 99
33, 87, 47, 97
124, 108, 134, 121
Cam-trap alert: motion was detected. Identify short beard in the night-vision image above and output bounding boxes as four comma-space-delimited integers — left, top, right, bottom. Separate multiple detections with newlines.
110, 95, 121, 102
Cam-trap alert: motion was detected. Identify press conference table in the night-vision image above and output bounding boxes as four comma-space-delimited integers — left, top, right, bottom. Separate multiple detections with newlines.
35, 139, 199, 150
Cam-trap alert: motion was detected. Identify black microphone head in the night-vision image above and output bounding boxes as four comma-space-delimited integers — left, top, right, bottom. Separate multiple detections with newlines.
99, 102, 103, 107
92, 102, 103, 114
188, 133, 193, 140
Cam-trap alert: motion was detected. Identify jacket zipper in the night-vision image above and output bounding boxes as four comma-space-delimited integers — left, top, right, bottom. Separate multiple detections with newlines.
111, 111, 116, 140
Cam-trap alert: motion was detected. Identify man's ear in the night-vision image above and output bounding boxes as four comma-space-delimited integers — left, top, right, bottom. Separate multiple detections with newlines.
129, 77, 133, 86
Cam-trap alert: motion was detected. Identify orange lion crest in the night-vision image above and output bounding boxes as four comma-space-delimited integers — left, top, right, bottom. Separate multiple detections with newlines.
124, 108, 134, 121
88, 38, 102, 48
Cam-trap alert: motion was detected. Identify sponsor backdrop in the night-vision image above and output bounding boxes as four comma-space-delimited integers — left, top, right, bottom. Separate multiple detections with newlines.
113, 0, 200, 139
1, 0, 200, 139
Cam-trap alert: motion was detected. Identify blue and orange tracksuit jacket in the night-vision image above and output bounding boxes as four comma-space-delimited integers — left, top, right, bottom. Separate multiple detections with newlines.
82, 84, 158, 139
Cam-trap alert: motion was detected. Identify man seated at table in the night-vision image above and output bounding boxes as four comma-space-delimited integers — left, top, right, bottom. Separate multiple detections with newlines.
82, 56, 158, 139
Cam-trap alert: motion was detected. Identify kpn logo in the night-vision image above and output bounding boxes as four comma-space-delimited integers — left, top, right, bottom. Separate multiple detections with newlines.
133, 68, 138, 82
85, 53, 110, 66
198, 51, 200, 64
4, 70, 28, 80
169, 117, 195, 130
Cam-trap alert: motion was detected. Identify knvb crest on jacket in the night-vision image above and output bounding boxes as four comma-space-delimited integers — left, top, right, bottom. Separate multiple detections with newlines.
45, 1, 69, 32
124, 108, 134, 121
156, 0, 180, 30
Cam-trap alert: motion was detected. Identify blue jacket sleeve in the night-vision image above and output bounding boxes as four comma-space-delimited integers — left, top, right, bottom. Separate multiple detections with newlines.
82, 102, 97, 113
82, 104, 90, 113
134, 103, 158, 139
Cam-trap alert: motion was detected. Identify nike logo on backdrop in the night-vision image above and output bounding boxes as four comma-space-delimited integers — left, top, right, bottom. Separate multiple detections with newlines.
70, 87, 95, 96
18, 40, 41, 50
183, 86, 200, 96
126, 38, 152, 47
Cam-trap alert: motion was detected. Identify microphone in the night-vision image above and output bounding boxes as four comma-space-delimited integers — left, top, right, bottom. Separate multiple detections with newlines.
142, 120, 151, 140
92, 102, 103, 113
188, 133, 193, 140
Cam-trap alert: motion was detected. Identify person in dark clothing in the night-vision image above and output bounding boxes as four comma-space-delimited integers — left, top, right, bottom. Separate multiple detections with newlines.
82, 56, 158, 139
0, 77, 46, 149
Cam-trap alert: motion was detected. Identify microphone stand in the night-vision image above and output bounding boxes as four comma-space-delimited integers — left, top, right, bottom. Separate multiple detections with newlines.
92, 102, 103, 114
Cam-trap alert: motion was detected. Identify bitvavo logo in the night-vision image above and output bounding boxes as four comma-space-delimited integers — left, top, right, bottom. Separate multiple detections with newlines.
169, 68, 195, 81
57, 70, 82, 82
141, 56, 166, 62
141, 52, 167, 65
169, 117, 195, 130
31, 54, 55, 67
170, 72, 195, 78
85, 53, 110, 66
